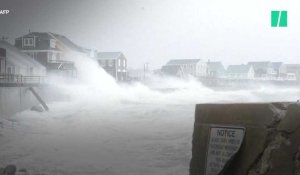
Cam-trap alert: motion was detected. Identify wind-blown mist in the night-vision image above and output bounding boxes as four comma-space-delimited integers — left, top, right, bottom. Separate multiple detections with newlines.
1, 53, 300, 175
50, 52, 300, 106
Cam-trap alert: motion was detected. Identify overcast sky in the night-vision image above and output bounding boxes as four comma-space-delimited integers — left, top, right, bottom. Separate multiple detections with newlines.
1, 0, 300, 69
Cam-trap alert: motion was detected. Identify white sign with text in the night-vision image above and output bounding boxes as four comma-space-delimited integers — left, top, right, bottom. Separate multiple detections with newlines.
205, 126, 245, 175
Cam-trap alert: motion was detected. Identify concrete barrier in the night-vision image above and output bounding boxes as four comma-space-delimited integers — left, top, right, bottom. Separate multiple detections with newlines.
190, 102, 300, 175
0, 86, 54, 117
0, 87, 40, 117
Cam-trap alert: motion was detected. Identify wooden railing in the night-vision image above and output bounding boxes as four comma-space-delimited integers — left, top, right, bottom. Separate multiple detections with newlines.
0, 74, 45, 86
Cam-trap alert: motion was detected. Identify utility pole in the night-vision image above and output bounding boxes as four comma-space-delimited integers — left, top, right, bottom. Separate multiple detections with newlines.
144, 62, 149, 81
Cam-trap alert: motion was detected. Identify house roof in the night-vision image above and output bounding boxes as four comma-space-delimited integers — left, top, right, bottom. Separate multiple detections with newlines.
49, 33, 86, 53
16, 32, 85, 53
16, 35, 61, 51
285, 64, 300, 72
207, 61, 225, 72
227, 65, 252, 74
161, 65, 182, 76
96, 52, 123, 60
18, 32, 53, 40
272, 62, 283, 69
161, 65, 183, 76
166, 59, 201, 65
0, 40, 45, 70
247, 61, 273, 69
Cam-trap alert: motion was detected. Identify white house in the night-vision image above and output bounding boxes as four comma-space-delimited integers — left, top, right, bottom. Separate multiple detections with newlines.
161, 59, 207, 78
161, 65, 184, 78
285, 64, 300, 80
226, 64, 255, 79
272, 62, 286, 78
207, 61, 226, 78
96, 52, 127, 81
247, 62, 276, 79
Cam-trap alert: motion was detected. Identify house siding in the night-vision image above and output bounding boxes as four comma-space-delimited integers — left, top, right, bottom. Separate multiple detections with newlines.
36, 52, 48, 66
163, 59, 207, 78
196, 61, 208, 77
96, 52, 127, 81
226, 65, 254, 79
14, 32, 82, 77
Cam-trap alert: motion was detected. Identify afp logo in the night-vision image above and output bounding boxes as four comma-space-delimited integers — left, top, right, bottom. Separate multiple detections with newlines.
0, 10, 10, 15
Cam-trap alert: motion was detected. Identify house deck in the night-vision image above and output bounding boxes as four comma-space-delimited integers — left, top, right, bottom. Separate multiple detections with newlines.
0, 74, 45, 87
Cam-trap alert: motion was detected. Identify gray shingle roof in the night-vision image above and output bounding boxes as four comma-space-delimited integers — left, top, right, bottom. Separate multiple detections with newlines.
227, 65, 252, 74
166, 59, 201, 65
18, 32, 53, 39
247, 61, 272, 69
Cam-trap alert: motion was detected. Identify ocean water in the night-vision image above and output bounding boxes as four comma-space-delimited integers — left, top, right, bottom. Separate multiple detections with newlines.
1, 54, 299, 174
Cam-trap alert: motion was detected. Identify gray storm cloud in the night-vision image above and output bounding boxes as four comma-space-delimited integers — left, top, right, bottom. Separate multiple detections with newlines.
1, 0, 300, 69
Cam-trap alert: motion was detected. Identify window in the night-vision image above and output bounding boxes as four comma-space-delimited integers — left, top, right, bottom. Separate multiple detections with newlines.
7, 66, 12, 74
23, 38, 34, 47
50, 39, 56, 48
118, 59, 121, 66
123, 60, 126, 67
47, 52, 56, 62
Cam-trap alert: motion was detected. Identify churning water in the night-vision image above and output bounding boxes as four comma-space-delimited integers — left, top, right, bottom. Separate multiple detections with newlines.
1, 53, 300, 174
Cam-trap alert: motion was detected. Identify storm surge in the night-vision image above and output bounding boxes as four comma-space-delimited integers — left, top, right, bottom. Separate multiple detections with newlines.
1, 54, 300, 175
49, 53, 300, 107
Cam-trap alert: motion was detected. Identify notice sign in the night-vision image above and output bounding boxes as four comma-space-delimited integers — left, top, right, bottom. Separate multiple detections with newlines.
205, 126, 245, 175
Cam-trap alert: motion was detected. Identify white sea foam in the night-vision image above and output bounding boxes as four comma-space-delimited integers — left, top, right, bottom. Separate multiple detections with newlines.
1, 53, 299, 174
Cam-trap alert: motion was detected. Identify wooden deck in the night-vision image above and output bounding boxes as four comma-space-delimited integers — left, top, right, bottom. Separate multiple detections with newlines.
0, 74, 45, 87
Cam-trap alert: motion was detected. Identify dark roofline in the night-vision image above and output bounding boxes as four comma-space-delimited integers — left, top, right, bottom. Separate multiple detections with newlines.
16, 32, 86, 53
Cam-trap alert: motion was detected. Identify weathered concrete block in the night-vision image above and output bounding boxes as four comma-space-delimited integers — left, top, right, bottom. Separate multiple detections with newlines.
190, 102, 300, 175
30, 105, 44, 112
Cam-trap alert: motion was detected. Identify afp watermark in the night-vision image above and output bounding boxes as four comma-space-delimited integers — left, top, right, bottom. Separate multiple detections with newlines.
0, 10, 10, 15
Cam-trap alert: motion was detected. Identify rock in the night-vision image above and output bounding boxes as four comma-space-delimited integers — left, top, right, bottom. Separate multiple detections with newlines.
2, 165, 16, 175
190, 102, 300, 175
18, 169, 27, 173
17, 168, 29, 175
30, 105, 44, 112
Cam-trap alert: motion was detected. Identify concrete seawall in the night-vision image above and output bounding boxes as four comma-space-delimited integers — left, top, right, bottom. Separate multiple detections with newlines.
0, 87, 44, 118
190, 102, 300, 175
